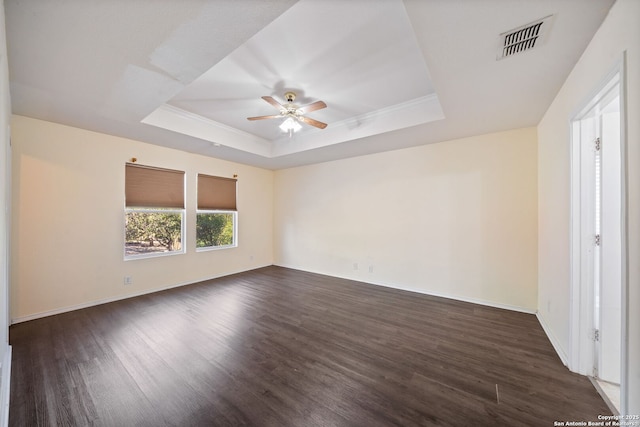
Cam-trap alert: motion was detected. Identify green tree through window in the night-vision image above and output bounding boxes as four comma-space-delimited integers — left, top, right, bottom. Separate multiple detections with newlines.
125, 211, 183, 256
196, 212, 234, 248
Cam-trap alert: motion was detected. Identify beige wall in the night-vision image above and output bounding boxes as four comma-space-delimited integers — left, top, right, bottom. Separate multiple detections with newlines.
274, 128, 538, 312
10, 115, 274, 321
537, 0, 640, 412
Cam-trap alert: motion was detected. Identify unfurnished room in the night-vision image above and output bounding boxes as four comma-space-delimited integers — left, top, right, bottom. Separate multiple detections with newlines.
0, 0, 639, 426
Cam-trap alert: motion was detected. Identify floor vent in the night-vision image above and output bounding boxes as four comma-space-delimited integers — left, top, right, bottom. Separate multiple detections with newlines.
498, 15, 553, 60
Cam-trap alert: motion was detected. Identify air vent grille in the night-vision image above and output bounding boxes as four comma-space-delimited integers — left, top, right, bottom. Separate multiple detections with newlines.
498, 15, 553, 59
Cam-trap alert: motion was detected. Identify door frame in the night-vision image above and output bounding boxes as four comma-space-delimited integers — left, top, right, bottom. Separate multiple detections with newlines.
569, 53, 628, 413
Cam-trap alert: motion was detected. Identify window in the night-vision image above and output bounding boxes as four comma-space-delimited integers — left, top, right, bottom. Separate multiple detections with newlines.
125, 163, 185, 259
196, 173, 237, 250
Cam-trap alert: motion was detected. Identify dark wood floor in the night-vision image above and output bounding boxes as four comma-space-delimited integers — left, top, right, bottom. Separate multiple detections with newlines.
10, 266, 609, 426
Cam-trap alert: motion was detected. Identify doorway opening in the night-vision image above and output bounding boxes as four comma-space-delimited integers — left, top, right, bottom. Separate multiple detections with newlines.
570, 62, 627, 414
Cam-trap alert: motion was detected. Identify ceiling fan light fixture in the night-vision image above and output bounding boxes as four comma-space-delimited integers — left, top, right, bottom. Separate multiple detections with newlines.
247, 92, 328, 133
279, 116, 302, 134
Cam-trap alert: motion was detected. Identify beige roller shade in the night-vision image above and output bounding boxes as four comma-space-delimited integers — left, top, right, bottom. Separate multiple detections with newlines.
125, 163, 185, 208
197, 174, 237, 210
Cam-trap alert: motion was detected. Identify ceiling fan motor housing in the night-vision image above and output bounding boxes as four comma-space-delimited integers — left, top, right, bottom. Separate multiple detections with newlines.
284, 91, 296, 103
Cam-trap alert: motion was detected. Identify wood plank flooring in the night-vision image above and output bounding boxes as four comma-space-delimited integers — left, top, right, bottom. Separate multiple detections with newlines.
9, 266, 610, 426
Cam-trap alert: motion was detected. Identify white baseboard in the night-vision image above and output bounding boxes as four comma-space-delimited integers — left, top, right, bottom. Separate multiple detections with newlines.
536, 311, 569, 366
274, 264, 537, 314
367, 278, 537, 314
12, 262, 542, 324
11, 265, 271, 324
590, 377, 620, 415
0, 346, 11, 427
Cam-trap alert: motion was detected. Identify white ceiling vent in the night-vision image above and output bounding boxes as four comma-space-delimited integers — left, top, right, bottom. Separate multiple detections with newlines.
497, 15, 554, 60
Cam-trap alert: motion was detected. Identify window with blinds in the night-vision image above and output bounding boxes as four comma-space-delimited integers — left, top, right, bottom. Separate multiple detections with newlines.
124, 163, 186, 258
196, 173, 237, 250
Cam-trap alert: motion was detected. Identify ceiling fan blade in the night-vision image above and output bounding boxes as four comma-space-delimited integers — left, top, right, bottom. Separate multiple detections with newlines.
247, 114, 281, 121
298, 100, 327, 114
262, 96, 284, 110
299, 116, 328, 129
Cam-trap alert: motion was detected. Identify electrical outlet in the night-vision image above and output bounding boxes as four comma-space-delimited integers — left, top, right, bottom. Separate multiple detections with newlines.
353, 263, 359, 270
124, 276, 133, 286
368, 265, 374, 273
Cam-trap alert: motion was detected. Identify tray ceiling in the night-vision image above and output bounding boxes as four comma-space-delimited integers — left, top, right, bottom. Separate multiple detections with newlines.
5, 0, 615, 169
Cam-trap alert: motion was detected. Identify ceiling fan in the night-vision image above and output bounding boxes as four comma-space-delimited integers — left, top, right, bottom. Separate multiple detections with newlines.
247, 91, 328, 134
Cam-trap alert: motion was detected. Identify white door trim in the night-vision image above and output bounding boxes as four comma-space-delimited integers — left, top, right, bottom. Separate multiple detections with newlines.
569, 54, 628, 414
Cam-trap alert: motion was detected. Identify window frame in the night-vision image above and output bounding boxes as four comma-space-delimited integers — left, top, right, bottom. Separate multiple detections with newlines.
195, 209, 238, 252
124, 163, 187, 261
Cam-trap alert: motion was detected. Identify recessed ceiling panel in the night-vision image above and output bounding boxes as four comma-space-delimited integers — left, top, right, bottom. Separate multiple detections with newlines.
7, 0, 616, 169
144, 0, 442, 156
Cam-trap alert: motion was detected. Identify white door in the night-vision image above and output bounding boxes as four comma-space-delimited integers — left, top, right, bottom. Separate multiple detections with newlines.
573, 72, 622, 385
596, 91, 621, 384
571, 62, 628, 413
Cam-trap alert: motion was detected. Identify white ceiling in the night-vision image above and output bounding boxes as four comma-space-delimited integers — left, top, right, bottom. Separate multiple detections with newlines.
5, 0, 615, 170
